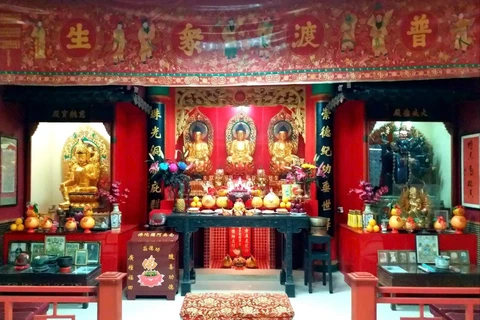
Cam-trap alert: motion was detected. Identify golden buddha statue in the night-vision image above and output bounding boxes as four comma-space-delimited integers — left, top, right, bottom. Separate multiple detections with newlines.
271, 126, 298, 167
59, 139, 101, 208
227, 124, 253, 165
185, 127, 211, 174
399, 185, 431, 228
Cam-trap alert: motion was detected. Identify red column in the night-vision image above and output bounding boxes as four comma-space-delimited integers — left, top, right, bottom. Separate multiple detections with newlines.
347, 272, 378, 320
97, 272, 127, 320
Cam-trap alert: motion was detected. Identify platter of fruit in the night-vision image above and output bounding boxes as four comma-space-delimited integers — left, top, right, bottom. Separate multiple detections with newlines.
365, 219, 380, 233
289, 198, 305, 213
10, 218, 25, 232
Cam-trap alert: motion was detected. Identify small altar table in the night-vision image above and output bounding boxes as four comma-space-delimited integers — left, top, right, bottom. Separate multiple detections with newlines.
165, 214, 310, 298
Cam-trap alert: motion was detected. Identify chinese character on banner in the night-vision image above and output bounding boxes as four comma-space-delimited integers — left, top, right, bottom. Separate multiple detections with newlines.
171, 22, 207, 58
60, 19, 96, 58
400, 12, 438, 52
462, 134, 480, 207
287, 16, 324, 56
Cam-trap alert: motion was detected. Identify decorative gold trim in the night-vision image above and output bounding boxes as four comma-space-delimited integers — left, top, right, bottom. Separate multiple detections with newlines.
175, 86, 306, 139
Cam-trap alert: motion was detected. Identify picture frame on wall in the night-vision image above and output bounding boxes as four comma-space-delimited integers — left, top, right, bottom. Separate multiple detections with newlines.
416, 234, 439, 264
30, 242, 45, 259
378, 250, 388, 264
75, 249, 87, 266
461, 133, 480, 209
45, 236, 66, 257
85, 242, 100, 265
8, 242, 27, 263
65, 242, 81, 258
92, 213, 110, 231
0, 135, 18, 207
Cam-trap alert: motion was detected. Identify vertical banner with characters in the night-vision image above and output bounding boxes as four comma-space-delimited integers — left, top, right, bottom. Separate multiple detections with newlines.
316, 102, 334, 236
147, 103, 165, 210
229, 227, 251, 258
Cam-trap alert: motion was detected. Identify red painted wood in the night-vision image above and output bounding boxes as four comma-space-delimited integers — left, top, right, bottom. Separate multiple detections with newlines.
339, 224, 478, 276
3, 224, 138, 273
347, 272, 378, 320
165, 89, 176, 160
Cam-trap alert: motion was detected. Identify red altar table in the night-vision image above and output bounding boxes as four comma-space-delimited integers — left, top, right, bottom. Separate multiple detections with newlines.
339, 224, 478, 276
3, 224, 138, 273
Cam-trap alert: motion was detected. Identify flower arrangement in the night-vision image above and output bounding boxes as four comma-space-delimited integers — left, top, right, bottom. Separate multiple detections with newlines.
148, 149, 191, 198
349, 180, 388, 204
285, 162, 327, 185
97, 181, 130, 204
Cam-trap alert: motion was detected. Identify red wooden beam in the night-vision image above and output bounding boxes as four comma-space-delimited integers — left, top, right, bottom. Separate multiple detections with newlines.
378, 286, 480, 295
0, 286, 97, 293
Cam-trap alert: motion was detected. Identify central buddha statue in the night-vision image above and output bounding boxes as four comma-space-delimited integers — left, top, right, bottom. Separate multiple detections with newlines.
59, 139, 100, 208
227, 124, 253, 165
185, 127, 211, 174
271, 127, 297, 167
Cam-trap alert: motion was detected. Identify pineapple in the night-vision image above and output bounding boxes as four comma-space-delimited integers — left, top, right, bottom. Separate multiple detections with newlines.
175, 198, 186, 212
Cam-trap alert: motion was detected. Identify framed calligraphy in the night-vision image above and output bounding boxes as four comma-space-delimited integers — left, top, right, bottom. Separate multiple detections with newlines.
0, 135, 18, 206
461, 133, 480, 208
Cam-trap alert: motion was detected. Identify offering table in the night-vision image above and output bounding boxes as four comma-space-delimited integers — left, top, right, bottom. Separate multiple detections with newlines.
166, 213, 310, 297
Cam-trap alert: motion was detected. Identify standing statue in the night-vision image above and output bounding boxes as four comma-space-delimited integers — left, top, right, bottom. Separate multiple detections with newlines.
185, 127, 211, 174
227, 124, 253, 165
59, 139, 100, 208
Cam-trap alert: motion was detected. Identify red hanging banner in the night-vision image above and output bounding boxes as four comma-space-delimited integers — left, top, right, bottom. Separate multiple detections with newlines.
229, 227, 251, 257
0, 0, 478, 86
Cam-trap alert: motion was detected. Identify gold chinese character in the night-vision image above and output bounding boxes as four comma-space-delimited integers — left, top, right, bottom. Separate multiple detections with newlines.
151, 233, 156, 237
128, 255, 134, 261
320, 145, 332, 157
155, 247, 160, 252
162, 233, 168, 237
406, 14, 432, 48
403, 109, 410, 117
52, 110, 60, 118
292, 21, 320, 48
321, 108, 331, 120
150, 108, 161, 120
79, 110, 86, 118
128, 265, 134, 270
150, 181, 161, 193
179, 23, 204, 56
168, 284, 174, 290
320, 125, 331, 138
169, 233, 174, 237
321, 181, 331, 193
168, 274, 175, 280
150, 145, 163, 157
149, 245, 154, 251
421, 108, 428, 117
66, 23, 91, 49
169, 264, 174, 270
61, 110, 68, 118
150, 199, 160, 209
127, 285, 133, 290
142, 246, 147, 251
322, 199, 332, 211
156, 233, 162, 237
144, 233, 150, 237
128, 275, 133, 280
69, 110, 78, 118
321, 163, 332, 174
412, 108, 419, 117
150, 126, 162, 139
393, 109, 401, 116
138, 233, 144, 237
168, 254, 175, 260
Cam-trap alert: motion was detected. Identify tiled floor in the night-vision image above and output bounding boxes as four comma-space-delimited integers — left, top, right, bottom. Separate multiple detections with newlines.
54, 269, 431, 320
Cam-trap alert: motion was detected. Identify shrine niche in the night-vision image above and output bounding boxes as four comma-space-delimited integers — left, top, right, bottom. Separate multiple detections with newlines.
268, 110, 299, 175
183, 109, 214, 175
225, 112, 256, 175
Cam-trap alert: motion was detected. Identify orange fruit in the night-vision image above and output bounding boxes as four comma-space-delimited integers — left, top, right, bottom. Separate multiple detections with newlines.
286, 202, 292, 209
368, 219, 376, 227
193, 196, 200, 202
190, 201, 197, 207
366, 225, 374, 233
279, 202, 286, 208
16, 224, 25, 231
15, 218, 23, 225
373, 225, 380, 233
10, 224, 17, 231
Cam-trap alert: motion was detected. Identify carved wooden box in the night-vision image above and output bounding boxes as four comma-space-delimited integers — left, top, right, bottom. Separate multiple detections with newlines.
126, 231, 179, 300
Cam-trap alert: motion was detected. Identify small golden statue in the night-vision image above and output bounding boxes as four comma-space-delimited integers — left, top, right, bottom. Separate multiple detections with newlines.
227, 124, 254, 164
182, 111, 213, 175
398, 185, 431, 228
268, 111, 299, 174
185, 128, 211, 174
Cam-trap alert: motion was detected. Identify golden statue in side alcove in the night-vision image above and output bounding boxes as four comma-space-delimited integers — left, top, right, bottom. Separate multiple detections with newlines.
59, 127, 109, 209
183, 110, 213, 175
268, 110, 299, 174
225, 111, 256, 174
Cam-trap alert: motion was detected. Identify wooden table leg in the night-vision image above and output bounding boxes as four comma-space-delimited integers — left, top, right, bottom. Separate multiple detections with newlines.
284, 230, 295, 298
181, 232, 192, 296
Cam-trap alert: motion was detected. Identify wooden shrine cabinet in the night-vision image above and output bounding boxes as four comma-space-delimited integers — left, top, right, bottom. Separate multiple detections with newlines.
126, 231, 179, 300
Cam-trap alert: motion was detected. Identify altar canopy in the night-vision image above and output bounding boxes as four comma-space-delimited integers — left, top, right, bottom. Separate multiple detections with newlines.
0, 0, 479, 86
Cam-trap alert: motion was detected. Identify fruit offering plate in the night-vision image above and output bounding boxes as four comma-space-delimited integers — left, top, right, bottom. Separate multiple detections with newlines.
201, 209, 215, 214
262, 210, 276, 215
276, 208, 289, 215
290, 212, 307, 216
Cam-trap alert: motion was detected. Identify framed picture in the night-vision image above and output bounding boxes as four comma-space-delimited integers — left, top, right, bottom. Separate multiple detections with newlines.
0, 135, 18, 206
30, 242, 45, 259
8, 242, 27, 263
85, 242, 100, 265
388, 251, 398, 264
92, 213, 110, 231
75, 249, 87, 266
458, 250, 470, 264
65, 242, 81, 258
408, 251, 417, 264
45, 236, 66, 257
415, 234, 439, 264
433, 209, 450, 227
461, 133, 480, 209
378, 250, 388, 264
398, 251, 408, 264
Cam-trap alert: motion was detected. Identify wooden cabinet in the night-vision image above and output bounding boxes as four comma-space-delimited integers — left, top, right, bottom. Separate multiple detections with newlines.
126, 231, 179, 300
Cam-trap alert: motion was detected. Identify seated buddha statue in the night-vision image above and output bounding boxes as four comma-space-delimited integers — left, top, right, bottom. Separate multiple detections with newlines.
185, 128, 211, 174
59, 140, 100, 208
227, 124, 253, 165
271, 127, 298, 167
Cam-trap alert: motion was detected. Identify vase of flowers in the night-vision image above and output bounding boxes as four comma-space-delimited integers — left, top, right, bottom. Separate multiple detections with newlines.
97, 181, 130, 230
286, 161, 326, 199
349, 181, 388, 230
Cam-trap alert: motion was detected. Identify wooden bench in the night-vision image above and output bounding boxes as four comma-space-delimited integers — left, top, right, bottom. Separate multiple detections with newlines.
180, 293, 294, 320
0, 303, 49, 320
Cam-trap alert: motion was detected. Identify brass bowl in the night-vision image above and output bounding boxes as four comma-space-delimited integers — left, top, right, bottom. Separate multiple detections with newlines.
310, 217, 329, 227
310, 226, 328, 236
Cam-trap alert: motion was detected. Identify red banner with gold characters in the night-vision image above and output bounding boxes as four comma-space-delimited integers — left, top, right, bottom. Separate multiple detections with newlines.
229, 227, 251, 258
462, 134, 480, 208
0, 0, 478, 86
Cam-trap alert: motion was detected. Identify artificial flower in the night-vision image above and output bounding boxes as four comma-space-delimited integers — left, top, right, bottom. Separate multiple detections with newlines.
159, 162, 169, 171
178, 161, 187, 171
169, 163, 178, 173
349, 180, 388, 204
